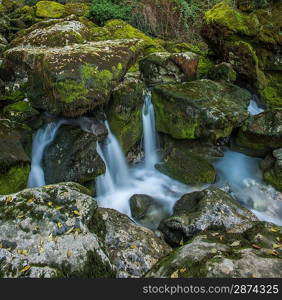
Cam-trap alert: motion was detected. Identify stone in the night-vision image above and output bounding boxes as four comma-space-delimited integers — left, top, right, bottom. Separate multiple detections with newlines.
159, 187, 258, 246
0, 183, 115, 277
92, 207, 171, 278
35, 1, 65, 19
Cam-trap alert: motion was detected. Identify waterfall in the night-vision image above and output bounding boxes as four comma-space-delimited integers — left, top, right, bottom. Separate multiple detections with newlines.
142, 92, 159, 168
28, 120, 65, 188
248, 96, 264, 115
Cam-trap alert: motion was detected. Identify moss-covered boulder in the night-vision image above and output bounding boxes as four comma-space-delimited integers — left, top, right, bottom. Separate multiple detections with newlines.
159, 187, 258, 247
139, 51, 199, 85
152, 79, 251, 140
208, 62, 237, 82
92, 207, 171, 278
35, 1, 65, 19
3, 101, 39, 123
0, 183, 115, 277
201, 1, 282, 108
3, 38, 145, 117
236, 110, 282, 157
146, 221, 282, 278
108, 77, 145, 153
43, 123, 106, 192
261, 148, 282, 191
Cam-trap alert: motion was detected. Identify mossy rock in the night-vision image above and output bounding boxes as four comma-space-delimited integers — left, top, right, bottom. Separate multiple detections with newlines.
108, 77, 145, 153
0, 164, 30, 195
3, 101, 39, 123
64, 2, 89, 17
236, 110, 282, 157
152, 79, 251, 140
35, 1, 65, 18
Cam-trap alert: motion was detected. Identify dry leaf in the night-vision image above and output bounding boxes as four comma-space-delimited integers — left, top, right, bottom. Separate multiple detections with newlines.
47, 201, 53, 207
270, 227, 278, 233
73, 210, 80, 216
67, 249, 72, 258
20, 265, 31, 273
57, 222, 63, 228
170, 270, 179, 278
272, 244, 282, 249
252, 244, 261, 250
231, 241, 240, 247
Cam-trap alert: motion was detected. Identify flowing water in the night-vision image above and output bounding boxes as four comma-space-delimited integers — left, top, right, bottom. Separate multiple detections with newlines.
248, 96, 264, 115
28, 95, 282, 228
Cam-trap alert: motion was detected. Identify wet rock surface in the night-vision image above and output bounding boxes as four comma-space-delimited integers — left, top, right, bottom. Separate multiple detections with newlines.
159, 187, 258, 246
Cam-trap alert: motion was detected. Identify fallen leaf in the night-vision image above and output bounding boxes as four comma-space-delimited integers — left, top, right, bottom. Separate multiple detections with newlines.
270, 227, 278, 233
231, 241, 240, 247
73, 210, 80, 216
57, 222, 63, 228
252, 244, 261, 250
20, 265, 31, 273
47, 201, 53, 207
5, 196, 13, 203
272, 243, 282, 249
211, 232, 219, 237
27, 199, 33, 204
179, 268, 186, 273
170, 270, 179, 278
65, 227, 74, 235
67, 249, 72, 258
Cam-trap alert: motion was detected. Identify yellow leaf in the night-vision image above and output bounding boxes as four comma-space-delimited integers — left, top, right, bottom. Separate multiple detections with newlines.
27, 199, 33, 204
17, 215, 24, 219
0, 243, 2, 248
179, 239, 184, 246
73, 210, 80, 216
65, 227, 74, 235
231, 241, 240, 247
17, 249, 29, 255
179, 268, 186, 273
270, 227, 278, 233
47, 201, 53, 207
20, 265, 31, 273
5, 195, 13, 203
67, 249, 72, 258
56, 206, 63, 210
130, 245, 137, 249
170, 270, 179, 278
276, 237, 280, 242
57, 222, 63, 228
272, 244, 282, 249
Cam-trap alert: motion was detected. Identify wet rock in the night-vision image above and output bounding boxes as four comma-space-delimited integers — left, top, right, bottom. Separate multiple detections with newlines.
152, 79, 251, 140
43, 124, 105, 191
261, 148, 282, 191
129, 194, 155, 220
236, 110, 282, 157
159, 187, 257, 246
146, 221, 282, 278
0, 183, 115, 278
140, 51, 199, 85
208, 62, 237, 83
108, 77, 145, 153
92, 207, 171, 278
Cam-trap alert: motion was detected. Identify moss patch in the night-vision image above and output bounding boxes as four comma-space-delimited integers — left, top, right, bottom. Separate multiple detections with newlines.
35, 1, 65, 19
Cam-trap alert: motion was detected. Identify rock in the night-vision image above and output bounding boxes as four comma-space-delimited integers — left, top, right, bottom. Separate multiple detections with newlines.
108, 77, 145, 153
3, 39, 145, 117
140, 51, 199, 85
0, 183, 115, 277
208, 62, 237, 82
159, 187, 257, 246
201, 1, 282, 108
261, 148, 282, 191
35, 1, 65, 19
3, 101, 39, 124
236, 110, 282, 157
146, 222, 282, 278
92, 207, 171, 278
129, 194, 155, 220
43, 123, 105, 190
152, 79, 251, 140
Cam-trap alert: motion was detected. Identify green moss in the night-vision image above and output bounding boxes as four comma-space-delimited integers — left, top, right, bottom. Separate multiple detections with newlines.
263, 169, 282, 191
0, 164, 30, 195
0, 89, 26, 102
260, 73, 282, 108
204, 1, 259, 36
35, 1, 65, 19
198, 56, 215, 79
55, 80, 88, 104
65, 3, 89, 17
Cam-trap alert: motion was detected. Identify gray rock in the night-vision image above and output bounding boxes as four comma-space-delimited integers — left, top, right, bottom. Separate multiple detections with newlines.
129, 194, 155, 221
92, 207, 171, 278
43, 124, 106, 191
0, 183, 115, 278
146, 222, 282, 278
159, 187, 258, 246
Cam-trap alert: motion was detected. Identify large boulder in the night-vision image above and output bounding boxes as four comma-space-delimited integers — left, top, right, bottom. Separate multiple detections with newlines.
92, 207, 171, 278
159, 187, 258, 246
146, 221, 282, 278
108, 77, 145, 153
0, 183, 115, 278
201, 1, 282, 108
35, 1, 65, 19
43, 123, 106, 191
236, 110, 282, 157
139, 51, 199, 85
2, 38, 144, 117
152, 79, 251, 140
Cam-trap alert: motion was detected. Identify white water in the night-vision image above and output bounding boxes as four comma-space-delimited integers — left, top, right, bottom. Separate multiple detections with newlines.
28, 120, 65, 188
215, 150, 282, 226
96, 93, 191, 227
248, 96, 264, 115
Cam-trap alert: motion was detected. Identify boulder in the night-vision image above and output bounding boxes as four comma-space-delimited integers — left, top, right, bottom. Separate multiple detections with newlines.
140, 51, 199, 85
35, 1, 65, 19
0, 183, 115, 277
152, 79, 251, 140
92, 207, 171, 278
108, 77, 145, 153
201, 1, 282, 108
261, 148, 282, 191
43, 123, 106, 190
129, 194, 155, 220
236, 110, 282, 157
146, 222, 282, 278
208, 62, 237, 83
3, 39, 145, 117
159, 187, 257, 246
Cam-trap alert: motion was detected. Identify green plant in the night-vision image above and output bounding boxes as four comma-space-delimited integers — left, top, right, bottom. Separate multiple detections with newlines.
89, 0, 134, 25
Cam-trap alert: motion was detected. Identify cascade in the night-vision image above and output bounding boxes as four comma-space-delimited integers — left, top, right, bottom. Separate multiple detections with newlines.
248, 96, 264, 115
